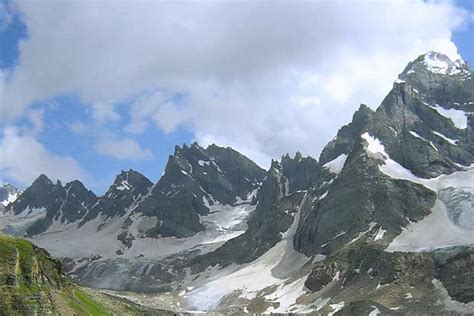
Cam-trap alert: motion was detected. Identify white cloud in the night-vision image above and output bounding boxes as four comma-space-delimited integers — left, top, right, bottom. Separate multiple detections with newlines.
95, 137, 153, 161
0, 126, 87, 185
0, 0, 471, 167
91, 102, 120, 123
125, 91, 168, 134
25, 107, 44, 136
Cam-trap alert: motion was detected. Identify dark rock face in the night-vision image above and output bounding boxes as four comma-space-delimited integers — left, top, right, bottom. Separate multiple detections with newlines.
319, 52, 473, 179
3, 143, 265, 240
296, 53, 474, 311
61, 181, 97, 223
80, 169, 153, 225
319, 104, 374, 165
295, 139, 437, 256
6, 175, 98, 236
205, 144, 266, 201
294, 52, 471, 257
434, 246, 474, 304
280, 154, 322, 193
190, 156, 323, 271
305, 243, 436, 293
7, 174, 57, 216
132, 143, 265, 238
303, 242, 474, 314
303, 240, 445, 315
370, 83, 471, 177
400, 52, 474, 108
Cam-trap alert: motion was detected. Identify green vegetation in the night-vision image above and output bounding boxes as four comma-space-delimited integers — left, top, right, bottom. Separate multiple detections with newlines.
62, 288, 110, 315
0, 233, 146, 315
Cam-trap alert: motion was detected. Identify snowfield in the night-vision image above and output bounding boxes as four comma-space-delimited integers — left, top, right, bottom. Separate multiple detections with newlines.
29, 196, 258, 261
182, 193, 311, 313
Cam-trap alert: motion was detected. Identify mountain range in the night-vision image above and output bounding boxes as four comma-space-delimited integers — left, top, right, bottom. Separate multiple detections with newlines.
1, 51, 473, 314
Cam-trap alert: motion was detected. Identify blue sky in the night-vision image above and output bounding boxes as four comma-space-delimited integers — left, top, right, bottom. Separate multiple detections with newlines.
0, 0, 473, 194
453, 0, 474, 60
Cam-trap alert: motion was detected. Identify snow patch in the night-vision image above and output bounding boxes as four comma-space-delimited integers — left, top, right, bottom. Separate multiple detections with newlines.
323, 154, 348, 174
197, 160, 210, 167
361, 133, 386, 156
432, 131, 458, 145
374, 227, 386, 241
422, 52, 467, 76
319, 191, 328, 200
409, 131, 438, 151
264, 277, 308, 313
430, 104, 468, 129
362, 132, 430, 186
369, 306, 380, 316
328, 302, 345, 316
116, 180, 132, 191
1, 192, 18, 206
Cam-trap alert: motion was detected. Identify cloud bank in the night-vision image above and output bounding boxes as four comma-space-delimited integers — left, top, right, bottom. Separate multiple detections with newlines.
0, 0, 471, 185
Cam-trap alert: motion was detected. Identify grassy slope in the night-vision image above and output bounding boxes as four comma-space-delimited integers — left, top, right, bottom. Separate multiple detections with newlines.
0, 233, 147, 315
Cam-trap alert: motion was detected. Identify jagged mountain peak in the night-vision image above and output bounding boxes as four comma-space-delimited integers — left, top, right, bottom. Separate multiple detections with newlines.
63, 180, 96, 201
31, 174, 54, 187
0, 183, 21, 208
319, 103, 374, 165
175, 141, 204, 152
167, 142, 265, 185
129, 143, 267, 238
1, 183, 20, 191
270, 159, 283, 171
281, 151, 304, 162
64, 179, 86, 189
395, 51, 473, 108
402, 51, 470, 77
76, 169, 154, 224
100, 170, 152, 201
110, 169, 152, 191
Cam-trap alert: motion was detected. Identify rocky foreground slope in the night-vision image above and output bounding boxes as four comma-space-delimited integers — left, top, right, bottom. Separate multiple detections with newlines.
1, 52, 473, 314
0, 233, 162, 315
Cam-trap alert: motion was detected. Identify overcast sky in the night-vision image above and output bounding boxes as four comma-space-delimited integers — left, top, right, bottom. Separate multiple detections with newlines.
0, 0, 473, 193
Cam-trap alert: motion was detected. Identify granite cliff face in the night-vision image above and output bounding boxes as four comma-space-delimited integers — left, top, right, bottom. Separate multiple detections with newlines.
1, 52, 473, 314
